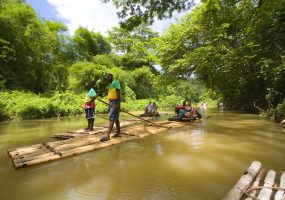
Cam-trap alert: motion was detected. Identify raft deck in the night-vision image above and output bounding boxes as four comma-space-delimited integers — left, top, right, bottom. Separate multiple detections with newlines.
51, 118, 153, 139
223, 160, 285, 200
8, 121, 186, 169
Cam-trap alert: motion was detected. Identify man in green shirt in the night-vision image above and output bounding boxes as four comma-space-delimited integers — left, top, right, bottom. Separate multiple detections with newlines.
100, 74, 121, 142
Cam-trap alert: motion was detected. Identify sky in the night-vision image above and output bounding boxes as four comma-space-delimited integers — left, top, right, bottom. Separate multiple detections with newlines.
25, 0, 191, 36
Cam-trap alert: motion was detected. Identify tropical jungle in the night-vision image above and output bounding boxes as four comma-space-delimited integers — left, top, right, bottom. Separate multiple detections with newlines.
0, 0, 284, 123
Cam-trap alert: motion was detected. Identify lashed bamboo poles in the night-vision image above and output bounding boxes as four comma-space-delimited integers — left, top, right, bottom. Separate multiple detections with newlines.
8, 120, 183, 169
223, 161, 262, 200
224, 161, 285, 200
51, 118, 152, 139
244, 169, 264, 200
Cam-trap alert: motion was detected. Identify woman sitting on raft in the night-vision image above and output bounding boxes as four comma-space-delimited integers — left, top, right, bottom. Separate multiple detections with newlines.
175, 101, 202, 120
175, 100, 187, 116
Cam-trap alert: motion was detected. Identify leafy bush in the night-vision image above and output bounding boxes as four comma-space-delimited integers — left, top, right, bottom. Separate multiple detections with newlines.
270, 99, 285, 122
0, 90, 217, 121
159, 95, 184, 109
0, 101, 9, 121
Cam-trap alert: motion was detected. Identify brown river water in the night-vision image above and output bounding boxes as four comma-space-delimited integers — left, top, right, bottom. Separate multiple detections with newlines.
0, 108, 285, 200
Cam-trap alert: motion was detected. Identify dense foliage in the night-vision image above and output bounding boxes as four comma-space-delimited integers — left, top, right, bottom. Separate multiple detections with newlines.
155, 0, 285, 112
0, 90, 191, 120
0, 0, 69, 92
0, 0, 284, 122
105, 0, 194, 30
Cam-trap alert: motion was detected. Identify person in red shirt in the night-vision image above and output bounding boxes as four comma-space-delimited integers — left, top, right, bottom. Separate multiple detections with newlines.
175, 100, 187, 117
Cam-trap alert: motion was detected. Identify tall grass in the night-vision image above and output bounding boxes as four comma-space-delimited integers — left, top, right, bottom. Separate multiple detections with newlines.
0, 91, 189, 121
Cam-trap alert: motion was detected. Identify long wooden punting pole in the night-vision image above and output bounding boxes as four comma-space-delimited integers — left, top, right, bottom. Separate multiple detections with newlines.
223, 160, 262, 200
97, 98, 171, 129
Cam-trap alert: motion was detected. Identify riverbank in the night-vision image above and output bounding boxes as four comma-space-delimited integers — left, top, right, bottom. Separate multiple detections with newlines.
0, 90, 217, 122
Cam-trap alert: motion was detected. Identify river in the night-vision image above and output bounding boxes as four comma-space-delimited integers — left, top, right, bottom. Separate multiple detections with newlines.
0, 108, 284, 200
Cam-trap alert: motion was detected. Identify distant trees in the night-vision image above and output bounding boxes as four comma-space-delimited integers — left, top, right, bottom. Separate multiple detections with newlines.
5, 0, 284, 114
108, 24, 159, 71
0, 0, 68, 92
0, 1, 112, 93
73, 27, 111, 61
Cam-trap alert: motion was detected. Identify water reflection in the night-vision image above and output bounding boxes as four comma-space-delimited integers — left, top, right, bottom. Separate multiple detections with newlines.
190, 129, 205, 149
155, 144, 164, 156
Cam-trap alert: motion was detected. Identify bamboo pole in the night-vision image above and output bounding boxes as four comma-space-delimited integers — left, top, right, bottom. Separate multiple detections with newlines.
7, 144, 42, 157
275, 171, 285, 200
257, 170, 276, 200
13, 152, 56, 165
245, 168, 264, 199
11, 147, 47, 159
97, 98, 171, 129
96, 114, 109, 120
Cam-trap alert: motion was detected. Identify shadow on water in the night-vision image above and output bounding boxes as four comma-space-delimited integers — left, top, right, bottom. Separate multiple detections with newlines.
0, 109, 285, 200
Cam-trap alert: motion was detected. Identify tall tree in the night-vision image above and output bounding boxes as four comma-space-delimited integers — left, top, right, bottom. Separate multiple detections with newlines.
73, 27, 111, 61
0, 0, 69, 92
108, 24, 159, 71
156, 0, 285, 111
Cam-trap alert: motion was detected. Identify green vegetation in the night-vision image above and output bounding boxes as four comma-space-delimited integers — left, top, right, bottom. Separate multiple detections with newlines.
0, 0, 284, 122
0, 91, 196, 120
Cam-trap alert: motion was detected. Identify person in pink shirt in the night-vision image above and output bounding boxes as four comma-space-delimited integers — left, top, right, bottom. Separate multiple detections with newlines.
84, 82, 96, 131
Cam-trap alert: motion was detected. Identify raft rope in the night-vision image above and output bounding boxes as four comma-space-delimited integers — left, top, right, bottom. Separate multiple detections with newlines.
245, 186, 285, 200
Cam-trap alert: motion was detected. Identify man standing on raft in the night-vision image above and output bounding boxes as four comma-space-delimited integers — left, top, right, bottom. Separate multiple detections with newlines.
100, 74, 121, 142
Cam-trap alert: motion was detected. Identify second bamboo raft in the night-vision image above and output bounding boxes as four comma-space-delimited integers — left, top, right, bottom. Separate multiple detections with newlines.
223, 160, 285, 200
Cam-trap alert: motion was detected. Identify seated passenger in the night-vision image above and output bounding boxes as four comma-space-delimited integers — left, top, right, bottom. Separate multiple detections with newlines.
145, 102, 152, 114
183, 101, 202, 119
191, 107, 202, 119
150, 102, 159, 116
175, 100, 187, 117
183, 101, 194, 118
218, 102, 224, 109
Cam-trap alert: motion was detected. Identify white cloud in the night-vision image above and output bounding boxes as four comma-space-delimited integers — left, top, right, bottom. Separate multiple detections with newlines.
46, 0, 199, 35
46, 0, 120, 35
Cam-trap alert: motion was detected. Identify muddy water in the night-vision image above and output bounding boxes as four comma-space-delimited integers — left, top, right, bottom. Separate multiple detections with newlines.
0, 109, 285, 200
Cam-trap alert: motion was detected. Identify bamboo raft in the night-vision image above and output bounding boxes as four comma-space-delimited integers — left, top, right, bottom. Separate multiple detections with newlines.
168, 116, 193, 122
223, 160, 285, 200
7, 120, 185, 169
